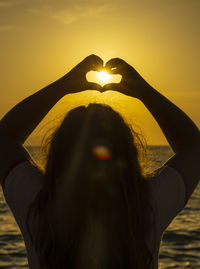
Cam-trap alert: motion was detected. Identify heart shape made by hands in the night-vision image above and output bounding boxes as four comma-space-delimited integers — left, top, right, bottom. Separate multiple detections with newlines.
86, 71, 122, 87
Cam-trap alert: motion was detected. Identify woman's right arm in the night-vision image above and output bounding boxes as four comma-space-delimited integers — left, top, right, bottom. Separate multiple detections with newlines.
103, 58, 200, 199
134, 85, 200, 200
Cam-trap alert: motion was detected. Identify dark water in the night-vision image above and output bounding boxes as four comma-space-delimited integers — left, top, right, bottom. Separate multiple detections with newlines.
0, 146, 199, 268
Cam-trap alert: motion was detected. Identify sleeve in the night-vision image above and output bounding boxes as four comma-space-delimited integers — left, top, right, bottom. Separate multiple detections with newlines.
2, 160, 44, 229
148, 165, 186, 233
164, 139, 200, 202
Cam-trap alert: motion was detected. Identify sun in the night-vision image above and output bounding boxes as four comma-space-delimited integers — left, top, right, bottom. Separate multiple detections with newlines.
98, 71, 111, 82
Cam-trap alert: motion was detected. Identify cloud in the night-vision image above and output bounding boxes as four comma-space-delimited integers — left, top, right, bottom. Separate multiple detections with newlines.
0, 25, 17, 32
27, 2, 108, 25
0, 0, 24, 8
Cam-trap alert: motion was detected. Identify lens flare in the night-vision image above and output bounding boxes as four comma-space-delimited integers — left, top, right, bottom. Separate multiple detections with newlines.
92, 145, 112, 160
98, 71, 111, 82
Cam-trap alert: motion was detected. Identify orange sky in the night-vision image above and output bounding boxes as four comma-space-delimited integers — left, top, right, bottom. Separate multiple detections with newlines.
0, 0, 199, 145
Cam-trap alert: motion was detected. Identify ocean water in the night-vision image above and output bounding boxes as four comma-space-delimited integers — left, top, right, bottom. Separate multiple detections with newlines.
0, 146, 199, 268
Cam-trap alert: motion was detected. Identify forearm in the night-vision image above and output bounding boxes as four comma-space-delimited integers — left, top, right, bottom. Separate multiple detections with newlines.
138, 85, 199, 153
0, 55, 103, 145
0, 77, 67, 144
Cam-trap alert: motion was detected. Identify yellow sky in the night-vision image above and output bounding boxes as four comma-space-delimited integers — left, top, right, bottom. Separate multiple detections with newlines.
0, 0, 199, 145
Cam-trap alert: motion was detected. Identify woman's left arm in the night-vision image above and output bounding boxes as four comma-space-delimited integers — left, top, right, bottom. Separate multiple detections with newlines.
0, 54, 103, 182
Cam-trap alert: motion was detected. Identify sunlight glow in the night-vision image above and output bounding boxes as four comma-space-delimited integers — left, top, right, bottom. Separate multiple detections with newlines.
86, 71, 122, 87
98, 71, 111, 82
92, 145, 112, 160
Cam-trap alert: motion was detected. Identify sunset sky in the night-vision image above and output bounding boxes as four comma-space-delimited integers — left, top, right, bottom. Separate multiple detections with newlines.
0, 0, 199, 146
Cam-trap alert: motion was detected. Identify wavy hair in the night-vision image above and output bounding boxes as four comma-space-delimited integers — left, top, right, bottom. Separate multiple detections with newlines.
26, 103, 155, 269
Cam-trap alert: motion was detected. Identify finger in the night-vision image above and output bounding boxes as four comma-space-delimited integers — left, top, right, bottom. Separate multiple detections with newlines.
86, 82, 102, 91
104, 58, 127, 71
84, 54, 104, 71
104, 67, 120, 75
101, 83, 121, 92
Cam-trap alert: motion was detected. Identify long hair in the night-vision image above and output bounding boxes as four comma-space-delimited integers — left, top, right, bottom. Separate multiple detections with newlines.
26, 103, 155, 269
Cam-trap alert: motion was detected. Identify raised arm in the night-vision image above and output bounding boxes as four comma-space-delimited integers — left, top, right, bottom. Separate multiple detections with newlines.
103, 58, 200, 198
0, 55, 103, 143
0, 55, 103, 182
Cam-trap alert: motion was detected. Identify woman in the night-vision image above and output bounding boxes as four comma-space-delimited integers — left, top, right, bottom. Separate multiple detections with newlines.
0, 54, 199, 269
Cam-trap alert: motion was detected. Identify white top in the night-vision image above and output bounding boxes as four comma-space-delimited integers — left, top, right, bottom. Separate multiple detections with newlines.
2, 160, 187, 269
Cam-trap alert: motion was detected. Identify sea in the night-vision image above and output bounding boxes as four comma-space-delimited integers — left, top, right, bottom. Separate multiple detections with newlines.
0, 146, 199, 268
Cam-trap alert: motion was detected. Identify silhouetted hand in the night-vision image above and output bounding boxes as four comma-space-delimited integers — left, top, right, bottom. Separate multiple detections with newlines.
61, 54, 103, 93
102, 58, 151, 98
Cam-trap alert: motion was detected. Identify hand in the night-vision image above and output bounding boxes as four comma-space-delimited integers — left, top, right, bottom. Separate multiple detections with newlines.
60, 54, 103, 94
102, 58, 151, 98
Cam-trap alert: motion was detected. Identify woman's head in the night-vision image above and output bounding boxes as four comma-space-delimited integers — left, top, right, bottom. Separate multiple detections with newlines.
26, 103, 154, 269
44, 103, 142, 174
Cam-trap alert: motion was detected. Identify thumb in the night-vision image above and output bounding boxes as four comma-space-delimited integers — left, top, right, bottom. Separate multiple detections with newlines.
86, 82, 102, 91
101, 83, 121, 92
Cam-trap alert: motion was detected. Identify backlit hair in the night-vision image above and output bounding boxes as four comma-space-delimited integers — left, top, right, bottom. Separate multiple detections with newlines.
26, 103, 155, 269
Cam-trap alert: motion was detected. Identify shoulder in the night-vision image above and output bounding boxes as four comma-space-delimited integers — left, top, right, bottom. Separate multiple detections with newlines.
147, 165, 185, 198
0, 135, 41, 190
2, 160, 44, 232
148, 136, 200, 204
164, 137, 200, 201
3, 160, 43, 196
146, 165, 186, 232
